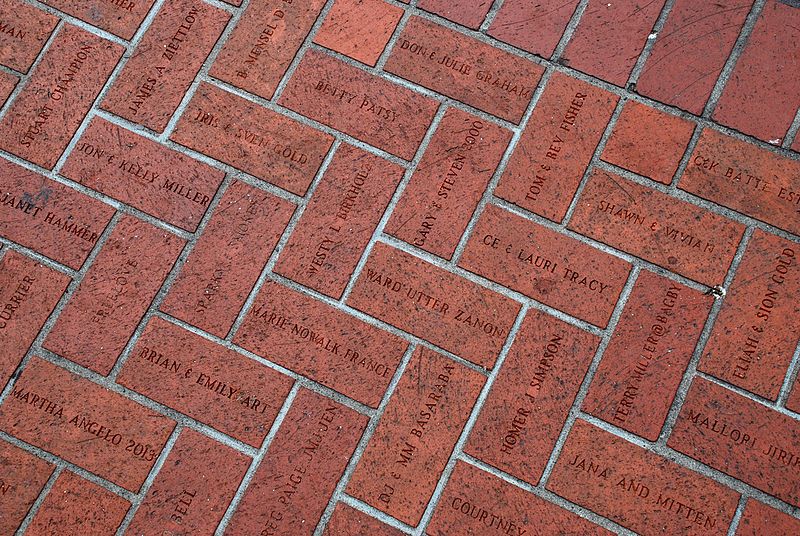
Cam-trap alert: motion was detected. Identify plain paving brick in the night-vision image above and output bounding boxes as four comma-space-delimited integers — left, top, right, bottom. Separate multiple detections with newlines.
40, 0, 155, 40
488, 0, 580, 58
0, 440, 54, 535
735, 499, 800, 536
417, 0, 492, 29
323, 503, 406, 536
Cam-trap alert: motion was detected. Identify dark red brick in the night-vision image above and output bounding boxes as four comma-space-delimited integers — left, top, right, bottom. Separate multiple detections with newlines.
126, 429, 250, 535
226, 388, 367, 535
789, 376, 800, 414
385, 17, 544, 123
680, 128, 800, 236
171, 82, 334, 196
161, 181, 295, 338
494, 72, 618, 222
669, 377, 800, 508
548, 419, 739, 536
0, 158, 115, 269
347, 347, 484, 526
0, 25, 123, 169
465, 309, 599, 484
569, 170, 745, 286
583, 270, 712, 440
275, 144, 404, 298
736, 499, 800, 536
234, 279, 407, 408
0, 0, 58, 72
41, 0, 156, 40
280, 49, 438, 160
417, 0, 491, 29
348, 242, 520, 368
61, 117, 224, 233
210, 0, 326, 100
602, 100, 695, 184
636, 0, 753, 114
0, 71, 17, 106
323, 503, 405, 536
488, 0, 580, 58
428, 460, 613, 536
44, 215, 184, 375
384, 108, 511, 260
0, 440, 55, 534
118, 317, 294, 447
220, 0, 242, 5
0, 357, 176, 492
460, 204, 631, 327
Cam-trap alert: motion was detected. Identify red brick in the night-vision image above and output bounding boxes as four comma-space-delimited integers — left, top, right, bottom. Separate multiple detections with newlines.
0, 440, 55, 534
61, 118, 224, 233
0, 251, 69, 390
172, 82, 334, 196
101, 0, 230, 133
0, 71, 17, 106
210, 0, 326, 100
385, 17, 543, 123
713, 1, 800, 143
563, 0, 666, 86
384, 108, 511, 260
0, 158, 115, 269
314, 0, 403, 66
161, 181, 295, 338
494, 72, 618, 222
602, 101, 695, 184
698, 230, 800, 400
226, 388, 367, 535
569, 170, 744, 286
347, 347, 484, 526
26, 471, 129, 535
465, 309, 599, 484
126, 429, 250, 535
220, 0, 242, 5
736, 499, 800, 536
680, 128, 800, 236
234, 279, 407, 408
280, 49, 438, 160
669, 377, 800, 508
417, 0, 492, 29
460, 204, 631, 327
636, 0, 752, 115
794, 136, 800, 154
323, 503, 405, 536
0, 1, 58, 72
44, 215, 184, 375
428, 460, 613, 536
0, 25, 123, 169
348, 242, 520, 368
548, 419, 739, 536
488, 0, 580, 58
0, 357, 176, 491
789, 378, 800, 413
583, 270, 711, 440
41, 0, 155, 40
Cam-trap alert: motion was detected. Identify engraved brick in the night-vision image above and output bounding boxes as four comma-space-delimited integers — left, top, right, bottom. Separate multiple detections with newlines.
385, 17, 544, 123
44, 215, 185, 375
0, 25, 123, 169
323, 503, 405, 536
680, 128, 800, 236
465, 309, 599, 484
226, 388, 367, 536
736, 499, 800, 536
161, 181, 295, 338
235, 279, 407, 408
0, 357, 176, 491
41, 0, 156, 39
488, 0, 580, 58
275, 144, 403, 298
385, 108, 511, 260
548, 419, 739, 536
118, 317, 293, 447
583, 270, 712, 440
210, 0, 326, 100
280, 49, 438, 160
61, 118, 224, 233
0, 0, 58, 72
101, 0, 230, 133
569, 170, 745, 286
636, 0, 753, 114
494, 72, 618, 222
314, 0, 403, 66
0, 158, 115, 269
428, 460, 613, 536
172, 82, 334, 196
418, 0, 492, 29
348, 242, 520, 368
126, 429, 250, 535
460, 204, 631, 327
602, 101, 695, 184
0, 440, 55, 535
0, 71, 17, 106
669, 377, 800, 508
347, 347, 484, 525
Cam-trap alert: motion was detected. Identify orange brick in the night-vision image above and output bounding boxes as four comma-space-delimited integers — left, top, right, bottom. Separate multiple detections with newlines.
0, 440, 55, 534
0, 0, 58, 72
314, 0, 403, 66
